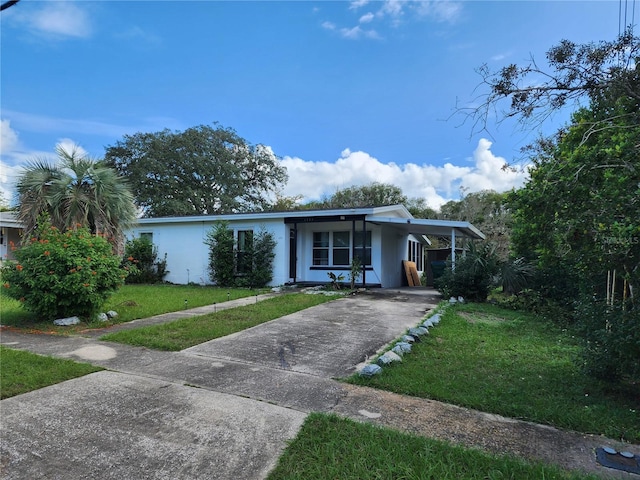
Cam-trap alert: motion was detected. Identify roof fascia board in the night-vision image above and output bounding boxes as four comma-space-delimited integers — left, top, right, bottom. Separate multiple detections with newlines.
365, 215, 486, 240
135, 206, 395, 225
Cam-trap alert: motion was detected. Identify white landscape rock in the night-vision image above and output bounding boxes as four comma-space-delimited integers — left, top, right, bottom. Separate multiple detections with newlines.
53, 316, 80, 326
377, 351, 402, 366
359, 364, 382, 377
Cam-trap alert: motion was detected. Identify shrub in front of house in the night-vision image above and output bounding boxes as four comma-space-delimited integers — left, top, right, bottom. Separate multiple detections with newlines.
121, 236, 168, 284
205, 221, 275, 288
1, 220, 127, 321
434, 242, 500, 302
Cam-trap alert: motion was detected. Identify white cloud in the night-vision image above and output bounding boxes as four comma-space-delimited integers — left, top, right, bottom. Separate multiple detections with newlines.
413, 1, 462, 23
359, 12, 375, 23
12, 1, 92, 39
2, 110, 184, 144
0, 120, 95, 206
379, 0, 406, 18
325, 0, 461, 41
349, 0, 370, 10
0, 120, 19, 155
339, 25, 381, 40
280, 139, 528, 210
321, 21, 336, 31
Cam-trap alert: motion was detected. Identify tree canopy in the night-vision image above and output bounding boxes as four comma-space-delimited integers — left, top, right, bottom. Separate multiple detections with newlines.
463, 30, 639, 137
16, 146, 137, 246
104, 124, 288, 217
506, 40, 639, 382
300, 182, 437, 218
440, 190, 511, 260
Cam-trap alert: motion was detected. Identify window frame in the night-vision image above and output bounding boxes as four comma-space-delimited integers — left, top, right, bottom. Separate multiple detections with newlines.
311, 230, 372, 267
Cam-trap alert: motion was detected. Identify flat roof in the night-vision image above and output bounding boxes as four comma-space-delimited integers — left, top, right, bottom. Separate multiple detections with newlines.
365, 216, 485, 240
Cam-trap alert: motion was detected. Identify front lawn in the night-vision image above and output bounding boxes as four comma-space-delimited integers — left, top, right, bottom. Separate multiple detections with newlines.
267, 413, 597, 480
100, 293, 337, 350
0, 346, 103, 399
348, 302, 640, 443
0, 284, 266, 333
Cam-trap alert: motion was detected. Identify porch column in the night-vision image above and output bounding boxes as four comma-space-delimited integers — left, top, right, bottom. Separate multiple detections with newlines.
362, 219, 366, 287
451, 228, 456, 271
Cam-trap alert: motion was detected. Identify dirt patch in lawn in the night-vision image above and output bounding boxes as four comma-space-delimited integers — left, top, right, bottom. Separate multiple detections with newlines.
459, 311, 510, 326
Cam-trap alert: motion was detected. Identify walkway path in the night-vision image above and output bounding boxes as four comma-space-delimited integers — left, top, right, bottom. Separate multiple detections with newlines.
1, 289, 637, 479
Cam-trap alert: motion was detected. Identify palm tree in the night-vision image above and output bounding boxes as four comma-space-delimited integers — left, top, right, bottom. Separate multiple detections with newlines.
16, 146, 137, 250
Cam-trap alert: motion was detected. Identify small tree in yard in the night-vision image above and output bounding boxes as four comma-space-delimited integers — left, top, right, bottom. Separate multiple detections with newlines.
245, 227, 276, 288
205, 221, 276, 287
122, 237, 168, 284
205, 221, 235, 286
1, 219, 126, 321
435, 242, 500, 302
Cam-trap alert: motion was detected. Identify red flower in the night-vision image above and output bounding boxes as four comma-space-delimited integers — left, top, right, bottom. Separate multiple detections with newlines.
43, 251, 50, 256
16, 264, 23, 271
3, 282, 9, 288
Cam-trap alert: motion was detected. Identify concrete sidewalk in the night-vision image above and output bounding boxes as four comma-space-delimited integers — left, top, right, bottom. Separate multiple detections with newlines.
1, 289, 638, 479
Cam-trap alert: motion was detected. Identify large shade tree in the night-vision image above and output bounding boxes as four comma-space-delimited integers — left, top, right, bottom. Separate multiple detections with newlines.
104, 123, 288, 217
16, 146, 137, 247
302, 182, 437, 218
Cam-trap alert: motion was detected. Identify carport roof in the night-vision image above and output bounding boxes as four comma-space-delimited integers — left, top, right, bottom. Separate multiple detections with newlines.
365, 215, 485, 240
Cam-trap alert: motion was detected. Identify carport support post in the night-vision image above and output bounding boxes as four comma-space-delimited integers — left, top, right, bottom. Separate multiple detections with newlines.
451, 228, 456, 271
362, 220, 366, 287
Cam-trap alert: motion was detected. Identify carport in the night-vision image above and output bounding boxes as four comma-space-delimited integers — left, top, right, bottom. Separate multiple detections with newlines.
364, 215, 486, 267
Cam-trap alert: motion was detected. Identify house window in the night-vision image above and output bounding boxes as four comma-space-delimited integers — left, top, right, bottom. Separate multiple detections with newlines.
354, 231, 372, 266
313, 232, 329, 266
237, 230, 253, 274
140, 232, 153, 242
332, 231, 350, 265
312, 230, 372, 267
408, 240, 424, 271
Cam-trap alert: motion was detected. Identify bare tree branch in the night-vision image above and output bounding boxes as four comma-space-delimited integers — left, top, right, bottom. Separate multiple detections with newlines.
1, 0, 20, 12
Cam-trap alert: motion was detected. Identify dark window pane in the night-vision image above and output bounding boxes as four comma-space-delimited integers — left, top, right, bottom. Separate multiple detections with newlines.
313, 249, 329, 265
355, 249, 371, 266
333, 248, 350, 265
354, 231, 371, 247
313, 232, 329, 247
333, 231, 350, 248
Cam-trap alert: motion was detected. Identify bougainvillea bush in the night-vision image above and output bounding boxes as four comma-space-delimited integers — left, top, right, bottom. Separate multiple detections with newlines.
1, 221, 127, 321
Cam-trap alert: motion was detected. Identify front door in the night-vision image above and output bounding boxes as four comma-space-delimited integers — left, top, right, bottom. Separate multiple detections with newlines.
289, 228, 297, 281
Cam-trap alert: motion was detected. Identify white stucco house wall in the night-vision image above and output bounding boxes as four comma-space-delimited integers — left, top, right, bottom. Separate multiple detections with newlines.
125, 205, 485, 288
0, 212, 23, 262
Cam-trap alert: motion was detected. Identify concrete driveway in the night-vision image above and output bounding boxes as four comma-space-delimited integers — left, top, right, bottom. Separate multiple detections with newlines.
0, 289, 440, 480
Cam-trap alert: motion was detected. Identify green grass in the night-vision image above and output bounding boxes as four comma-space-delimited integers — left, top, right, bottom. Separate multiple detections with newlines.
348, 302, 640, 443
100, 293, 337, 350
0, 346, 103, 399
0, 284, 266, 333
267, 413, 597, 480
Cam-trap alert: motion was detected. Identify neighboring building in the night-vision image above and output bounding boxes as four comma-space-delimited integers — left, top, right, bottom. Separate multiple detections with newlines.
125, 205, 485, 288
0, 212, 22, 262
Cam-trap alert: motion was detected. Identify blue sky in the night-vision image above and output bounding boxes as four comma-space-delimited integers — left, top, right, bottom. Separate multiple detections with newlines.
0, 0, 625, 209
